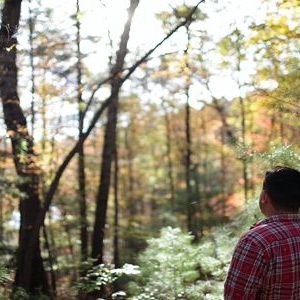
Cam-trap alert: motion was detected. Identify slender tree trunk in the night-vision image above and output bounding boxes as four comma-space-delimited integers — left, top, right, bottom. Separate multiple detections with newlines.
0, 0, 49, 294
76, 0, 88, 262
0, 164, 4, 241
199, 112, 209, 235
39, 74, 58, 296
28, 0, 35, 136
0, 139, 8, 241
113, 146, 119, 267
280, 121, 284, 144
125, 127, 135, 214
235, 29, 249, 202
123, 127, 140, 262
59, 204, 77, 280
162, 101, 175, 203
43, 226, 57, 296
220, 127, 227, 215
201, 116, 209, 197
91, 85, 119, 263
91, 0, 140, 264
183, 27, 197, 239
239, 94, 249, 202
185, 90, 193, 232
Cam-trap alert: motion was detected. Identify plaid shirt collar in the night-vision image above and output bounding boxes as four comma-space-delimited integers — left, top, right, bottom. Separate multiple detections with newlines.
251, 213, 300, 229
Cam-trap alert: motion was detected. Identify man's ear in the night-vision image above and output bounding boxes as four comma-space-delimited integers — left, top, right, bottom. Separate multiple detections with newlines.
260, 190, 270, 204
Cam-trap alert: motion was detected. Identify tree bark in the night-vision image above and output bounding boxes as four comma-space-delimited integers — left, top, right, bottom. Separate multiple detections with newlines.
0, 0, 49, 294
28, 0, 36, 136
91, 0, 140, 263
76, 0, 88, 263
113, 146, 119, 267
183, 26, 198, 239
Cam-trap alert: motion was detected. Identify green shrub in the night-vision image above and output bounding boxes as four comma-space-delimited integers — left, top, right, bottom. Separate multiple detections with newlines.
127, 227, 223, 299
76, 261, 139, 298
127, 199, 262, 299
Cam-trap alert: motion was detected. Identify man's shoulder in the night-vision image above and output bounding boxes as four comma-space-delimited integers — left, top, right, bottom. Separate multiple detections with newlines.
240, 215, 300, 246
239, 223, 271, 247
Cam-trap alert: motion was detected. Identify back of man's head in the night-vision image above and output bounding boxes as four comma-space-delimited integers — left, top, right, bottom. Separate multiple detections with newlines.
263, 166, 300, 212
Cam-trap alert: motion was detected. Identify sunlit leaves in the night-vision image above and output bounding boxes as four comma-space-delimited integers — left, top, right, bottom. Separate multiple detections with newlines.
256, 145, 300, 168
15, 138, 29, 164
156, 4, 205, 31
174, 4, 206, 22
76, 262, 139, 294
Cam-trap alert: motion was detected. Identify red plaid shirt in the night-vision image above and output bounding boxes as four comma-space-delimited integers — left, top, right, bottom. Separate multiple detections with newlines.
224, 214, 300, 299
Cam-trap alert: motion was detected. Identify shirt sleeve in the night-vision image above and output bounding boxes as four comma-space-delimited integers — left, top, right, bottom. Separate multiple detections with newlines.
224, 235, 267, 299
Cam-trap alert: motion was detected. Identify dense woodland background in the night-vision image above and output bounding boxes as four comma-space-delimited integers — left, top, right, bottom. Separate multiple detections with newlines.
0, 0, 300, 299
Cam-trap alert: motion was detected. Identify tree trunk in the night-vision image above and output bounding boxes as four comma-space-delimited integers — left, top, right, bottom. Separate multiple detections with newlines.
76, 0, 88, 262
162, 101, 175, 203
43, 226, 57, 295
183, 27, 197, 239
185, 90, 193, 233
0, 0, 49, 295
236, 29, 249, 202
28, 0, 36, 136
91, 86, 119, 263
91, 0, 140, 264
239, 94, 249, 202
113, 147, 119, 267
123, 126, 140, 262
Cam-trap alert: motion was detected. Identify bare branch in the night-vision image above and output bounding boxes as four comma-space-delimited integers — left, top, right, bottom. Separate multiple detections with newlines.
122, 0, 205, 83
82, 0, 205, 117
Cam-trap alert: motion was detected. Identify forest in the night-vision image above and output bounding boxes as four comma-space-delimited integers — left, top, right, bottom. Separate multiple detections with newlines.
0, 0, 300, 299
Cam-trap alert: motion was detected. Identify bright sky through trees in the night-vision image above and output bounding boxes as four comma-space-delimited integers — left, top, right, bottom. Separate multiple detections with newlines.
32, 0, 265, 106
109, 0, 262, 104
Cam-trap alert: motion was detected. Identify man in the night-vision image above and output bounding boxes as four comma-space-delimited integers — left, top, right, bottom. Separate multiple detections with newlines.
224, 166, 300, 299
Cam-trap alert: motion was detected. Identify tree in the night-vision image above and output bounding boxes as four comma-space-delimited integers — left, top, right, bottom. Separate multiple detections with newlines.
75, 0, 88, 263
218, 28, 250, 201
162, 100, 175, 203
91, 0, 140, 265
0, 0, 49, 294
89, 0, 205, 266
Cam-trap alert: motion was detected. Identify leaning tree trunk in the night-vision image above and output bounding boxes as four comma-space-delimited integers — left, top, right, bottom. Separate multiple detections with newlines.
91, 0, 140, 264
91, 85, 119, 263
0, 0, 49, 295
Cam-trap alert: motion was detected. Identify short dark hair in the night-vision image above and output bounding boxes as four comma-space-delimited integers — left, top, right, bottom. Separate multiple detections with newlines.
263, 166, 300, 212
